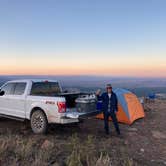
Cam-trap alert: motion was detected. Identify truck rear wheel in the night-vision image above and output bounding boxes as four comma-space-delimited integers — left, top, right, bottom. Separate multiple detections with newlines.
30, 110, 48, 134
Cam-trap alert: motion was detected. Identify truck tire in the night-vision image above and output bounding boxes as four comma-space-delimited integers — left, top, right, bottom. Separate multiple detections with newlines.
30, 110, 48, 134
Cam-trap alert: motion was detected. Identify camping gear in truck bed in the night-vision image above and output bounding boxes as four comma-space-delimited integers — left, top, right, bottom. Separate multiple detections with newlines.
75, 94, 96, 113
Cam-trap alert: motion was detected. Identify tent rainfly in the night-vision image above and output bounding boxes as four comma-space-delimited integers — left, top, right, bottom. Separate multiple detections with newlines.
96, 88, 145, 124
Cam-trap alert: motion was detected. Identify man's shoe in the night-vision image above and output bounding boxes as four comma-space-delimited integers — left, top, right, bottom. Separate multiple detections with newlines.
117, 132, 123, 138
117, 132, 120, 135
105, 130, 109, 135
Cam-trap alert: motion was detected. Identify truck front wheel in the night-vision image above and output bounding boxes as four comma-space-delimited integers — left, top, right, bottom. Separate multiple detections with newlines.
30, 110, 48, 134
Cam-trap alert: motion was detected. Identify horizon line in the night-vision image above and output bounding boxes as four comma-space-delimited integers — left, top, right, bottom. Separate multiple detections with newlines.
0, 74, 166, 79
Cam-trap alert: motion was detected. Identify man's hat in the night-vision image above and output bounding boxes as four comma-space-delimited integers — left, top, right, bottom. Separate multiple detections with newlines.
106, 84, 112, 88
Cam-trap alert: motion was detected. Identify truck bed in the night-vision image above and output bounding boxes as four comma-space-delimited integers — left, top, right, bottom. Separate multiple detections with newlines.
56, 92, 91, 108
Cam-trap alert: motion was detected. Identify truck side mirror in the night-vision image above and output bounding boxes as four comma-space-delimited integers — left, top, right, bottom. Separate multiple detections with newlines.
63, 90, 68, 93
0, 91, 5, 96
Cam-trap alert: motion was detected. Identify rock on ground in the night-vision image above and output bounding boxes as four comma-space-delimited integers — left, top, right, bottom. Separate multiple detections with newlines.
152, 131, 166, 139
41, 140, 54, 149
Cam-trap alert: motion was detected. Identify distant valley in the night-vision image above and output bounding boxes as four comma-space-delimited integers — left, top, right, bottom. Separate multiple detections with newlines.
0, 75, 166, 97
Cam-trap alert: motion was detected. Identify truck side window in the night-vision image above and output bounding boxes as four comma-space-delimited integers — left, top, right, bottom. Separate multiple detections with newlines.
31, 82, 50, 96
0, 83, 15, 95
30, 82, 61, 96
13, 83, 26, 95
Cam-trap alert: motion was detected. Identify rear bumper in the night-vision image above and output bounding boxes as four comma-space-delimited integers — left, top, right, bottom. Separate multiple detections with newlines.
48, 110, 101, 124
64, 110, 101, 120
48, 116, 79, 124
78, 110, 101, 118
59, 117, 79, 124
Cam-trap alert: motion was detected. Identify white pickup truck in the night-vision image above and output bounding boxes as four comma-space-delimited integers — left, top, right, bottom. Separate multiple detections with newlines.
0, 79, 98, 134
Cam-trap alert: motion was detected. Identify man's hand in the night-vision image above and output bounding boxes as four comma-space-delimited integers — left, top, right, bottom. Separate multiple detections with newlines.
115, 109, 118, 113
96, 89, 101, 96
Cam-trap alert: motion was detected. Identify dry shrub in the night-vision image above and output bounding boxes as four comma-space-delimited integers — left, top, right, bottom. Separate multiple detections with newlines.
0, 130, 137, 166
66, 134, 83, 166
66, 134, 112, 166
95, 152, 111, 166
14, 138, 36, 162
0, 134, 19, 163
0, 133, 60, 166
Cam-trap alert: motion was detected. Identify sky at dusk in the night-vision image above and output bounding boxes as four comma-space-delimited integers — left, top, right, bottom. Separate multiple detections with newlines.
0, 0, 166, 77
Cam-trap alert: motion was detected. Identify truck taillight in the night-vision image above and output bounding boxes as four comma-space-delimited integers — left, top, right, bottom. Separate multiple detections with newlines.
57, 102, 66, 113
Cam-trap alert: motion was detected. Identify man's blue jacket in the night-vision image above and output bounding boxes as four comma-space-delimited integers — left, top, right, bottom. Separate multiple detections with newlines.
97, 92, 118, 114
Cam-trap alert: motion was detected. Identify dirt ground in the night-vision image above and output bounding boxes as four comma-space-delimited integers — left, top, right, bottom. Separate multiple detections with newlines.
0, 99, 166, 166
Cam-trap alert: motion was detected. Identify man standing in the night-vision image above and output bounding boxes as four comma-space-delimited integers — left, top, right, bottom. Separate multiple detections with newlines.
96, 84, 120, 135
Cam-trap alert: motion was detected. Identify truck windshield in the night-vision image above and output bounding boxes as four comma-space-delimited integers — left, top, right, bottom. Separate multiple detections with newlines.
30, 82, 61, 96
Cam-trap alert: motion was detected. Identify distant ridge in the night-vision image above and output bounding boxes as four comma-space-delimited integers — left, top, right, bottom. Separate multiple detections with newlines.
0, 75, 166, 88
0, 75, 166, 97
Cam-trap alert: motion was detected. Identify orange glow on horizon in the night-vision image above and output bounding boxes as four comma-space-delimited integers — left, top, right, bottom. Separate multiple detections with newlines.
0, 53, 165, 77
0, 65, 165, 77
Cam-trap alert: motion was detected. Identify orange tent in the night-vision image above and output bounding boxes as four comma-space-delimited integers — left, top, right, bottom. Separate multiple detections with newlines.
96, 88, 145, 124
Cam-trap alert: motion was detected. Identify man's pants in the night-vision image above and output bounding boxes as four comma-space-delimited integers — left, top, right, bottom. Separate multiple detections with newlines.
104, 111, 120, 134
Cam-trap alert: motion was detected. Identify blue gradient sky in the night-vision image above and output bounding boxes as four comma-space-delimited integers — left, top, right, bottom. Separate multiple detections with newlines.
0, 0, 166, 77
